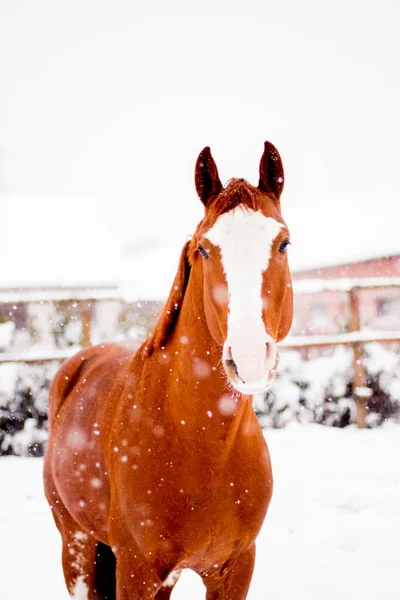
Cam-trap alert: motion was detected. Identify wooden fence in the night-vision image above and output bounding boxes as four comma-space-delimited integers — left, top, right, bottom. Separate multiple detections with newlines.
1, 280, 400, 428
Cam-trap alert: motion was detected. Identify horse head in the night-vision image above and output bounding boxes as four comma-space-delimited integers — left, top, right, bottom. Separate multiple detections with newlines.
191, 142, 293, 394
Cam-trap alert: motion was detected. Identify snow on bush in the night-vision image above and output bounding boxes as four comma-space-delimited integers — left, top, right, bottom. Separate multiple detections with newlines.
0, 362, 59, 457
257, 343, 400, 428
0, 343, 399, 456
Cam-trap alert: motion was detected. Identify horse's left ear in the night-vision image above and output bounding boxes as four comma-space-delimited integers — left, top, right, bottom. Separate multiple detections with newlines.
258, 141, 284, 200
195, 147, 223, 206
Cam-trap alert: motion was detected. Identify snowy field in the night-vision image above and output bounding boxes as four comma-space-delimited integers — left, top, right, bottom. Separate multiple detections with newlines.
1, 423, 399, 600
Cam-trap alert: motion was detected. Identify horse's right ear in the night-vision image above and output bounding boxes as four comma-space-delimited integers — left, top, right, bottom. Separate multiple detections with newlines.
195, 147, 223, 206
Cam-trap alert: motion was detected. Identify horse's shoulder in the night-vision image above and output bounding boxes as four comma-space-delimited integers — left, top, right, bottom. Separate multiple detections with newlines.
48, 343, 132, 423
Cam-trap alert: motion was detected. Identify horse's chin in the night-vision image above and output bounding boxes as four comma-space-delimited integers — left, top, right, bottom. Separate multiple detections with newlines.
223, 363, 278, 396
227, 373, 275, 395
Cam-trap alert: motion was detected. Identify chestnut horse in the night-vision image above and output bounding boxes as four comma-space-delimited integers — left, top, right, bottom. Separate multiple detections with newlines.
44, 141, 293, 599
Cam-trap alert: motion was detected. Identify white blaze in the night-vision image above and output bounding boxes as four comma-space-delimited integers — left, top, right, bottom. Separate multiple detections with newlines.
206, 207, 282, 385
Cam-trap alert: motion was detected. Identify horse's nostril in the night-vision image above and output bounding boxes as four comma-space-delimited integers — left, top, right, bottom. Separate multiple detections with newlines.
224, 359, 239, 378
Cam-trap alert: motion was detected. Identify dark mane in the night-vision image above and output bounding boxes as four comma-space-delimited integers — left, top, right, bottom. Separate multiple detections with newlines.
142, 241, 192, 358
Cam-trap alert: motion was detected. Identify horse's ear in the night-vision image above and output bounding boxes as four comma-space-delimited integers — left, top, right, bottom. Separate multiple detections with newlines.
195, 147, 223, 206
258, 141, 284, 200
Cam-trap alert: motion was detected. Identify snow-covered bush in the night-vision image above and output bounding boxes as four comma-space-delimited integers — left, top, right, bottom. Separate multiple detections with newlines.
0, 362, 59, 456
256, 343, 400, 428
1, 343, 399, 456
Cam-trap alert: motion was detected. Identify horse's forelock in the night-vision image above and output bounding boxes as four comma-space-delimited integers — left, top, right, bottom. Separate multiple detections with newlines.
210, 179, 260, 218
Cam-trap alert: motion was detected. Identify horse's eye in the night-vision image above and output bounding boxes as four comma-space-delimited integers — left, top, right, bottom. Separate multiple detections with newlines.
279, 239, 290, 253
198, 245, 209, 259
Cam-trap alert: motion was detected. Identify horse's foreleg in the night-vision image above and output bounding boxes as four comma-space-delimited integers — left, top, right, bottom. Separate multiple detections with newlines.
62, 528, 99, 599
54, 505, 113, 599
113, 547, 181, 600
203, 544, 256, 600
51, 505, 109, 599
114, 549, 161, 600
44, 464, 114, 599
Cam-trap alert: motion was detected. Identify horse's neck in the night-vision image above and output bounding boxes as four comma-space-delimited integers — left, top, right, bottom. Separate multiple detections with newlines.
172, 260, 221, 382
152, 265, 254, 443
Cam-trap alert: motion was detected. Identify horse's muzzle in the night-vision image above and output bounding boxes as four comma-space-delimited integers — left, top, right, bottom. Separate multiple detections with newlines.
222, 342, 279, 394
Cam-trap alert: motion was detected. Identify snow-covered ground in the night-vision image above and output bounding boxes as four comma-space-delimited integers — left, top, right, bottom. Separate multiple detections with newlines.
1, 423, 399, 600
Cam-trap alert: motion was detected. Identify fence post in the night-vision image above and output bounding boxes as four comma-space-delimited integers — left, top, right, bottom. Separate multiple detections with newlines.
79, 300, 93, 347
349, 288, 367, 428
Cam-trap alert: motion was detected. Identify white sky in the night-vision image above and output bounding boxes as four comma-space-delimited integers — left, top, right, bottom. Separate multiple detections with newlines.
1, 0, 400, 291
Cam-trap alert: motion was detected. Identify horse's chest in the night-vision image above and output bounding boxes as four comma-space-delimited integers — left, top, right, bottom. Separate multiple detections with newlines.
115, 438, 272, 560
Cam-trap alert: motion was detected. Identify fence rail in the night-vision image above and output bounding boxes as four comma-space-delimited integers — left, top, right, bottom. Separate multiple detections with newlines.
0, 347, 78, 364
1, 279, 400, 428
292, 276, 400, 294
280, 330, 400, 349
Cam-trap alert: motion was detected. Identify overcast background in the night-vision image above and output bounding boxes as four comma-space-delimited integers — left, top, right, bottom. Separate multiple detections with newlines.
1, 0, 399, 293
